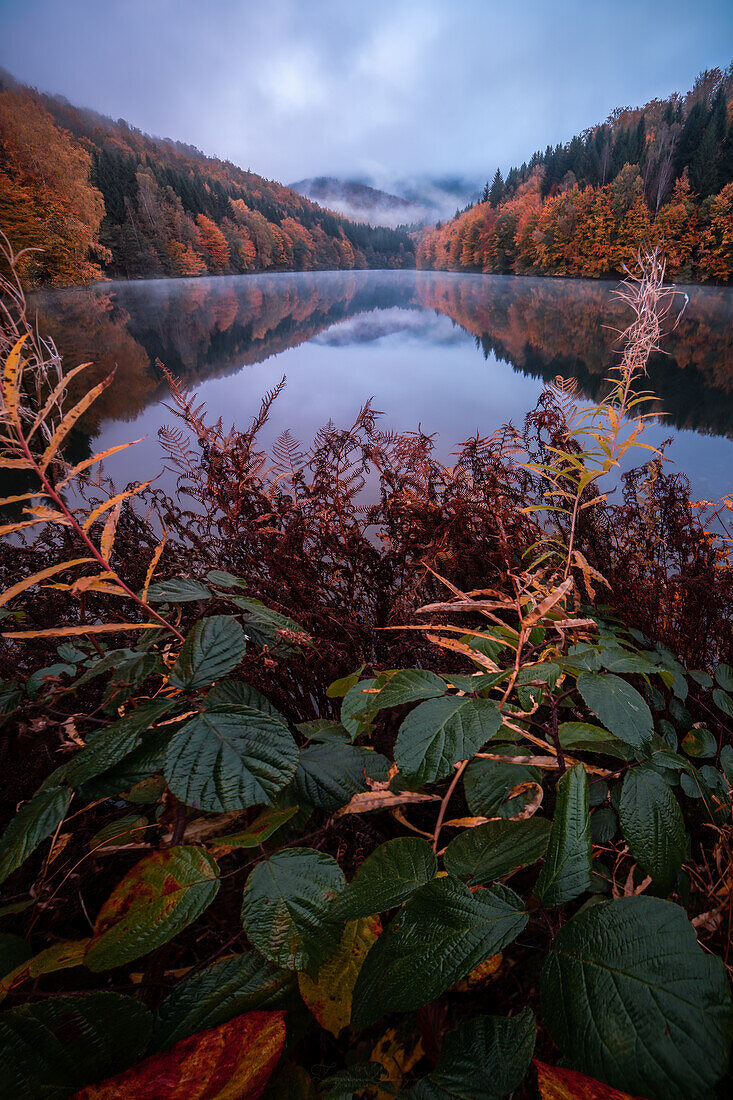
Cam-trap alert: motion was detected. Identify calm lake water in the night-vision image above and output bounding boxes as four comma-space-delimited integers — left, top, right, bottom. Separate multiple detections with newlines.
31, 270, 733, 501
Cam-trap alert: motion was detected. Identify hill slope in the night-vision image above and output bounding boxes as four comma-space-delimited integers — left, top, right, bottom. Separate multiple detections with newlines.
418, 64, 733, 282
0, 71, 414, 287
290, 177, 426, 228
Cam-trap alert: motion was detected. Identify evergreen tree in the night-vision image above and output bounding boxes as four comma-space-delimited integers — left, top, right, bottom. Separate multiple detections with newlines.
489, 168, 505, 207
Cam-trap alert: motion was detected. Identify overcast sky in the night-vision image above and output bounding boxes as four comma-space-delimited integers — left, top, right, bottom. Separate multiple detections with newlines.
1, 0, 731, 187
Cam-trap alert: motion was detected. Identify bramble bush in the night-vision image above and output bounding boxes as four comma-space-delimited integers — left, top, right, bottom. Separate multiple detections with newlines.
0, 245, 731, 1098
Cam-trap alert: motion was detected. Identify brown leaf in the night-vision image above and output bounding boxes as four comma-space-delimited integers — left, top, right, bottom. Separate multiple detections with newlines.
334, 790, 440, 816
534, 1060, 643, 1100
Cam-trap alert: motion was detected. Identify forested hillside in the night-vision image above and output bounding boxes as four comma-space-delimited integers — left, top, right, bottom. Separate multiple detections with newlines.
0, 73, 415, 287
418, 64, 733, 281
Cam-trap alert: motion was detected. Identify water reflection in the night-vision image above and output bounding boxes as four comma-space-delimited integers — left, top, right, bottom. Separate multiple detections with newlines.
29, 270, 733, 497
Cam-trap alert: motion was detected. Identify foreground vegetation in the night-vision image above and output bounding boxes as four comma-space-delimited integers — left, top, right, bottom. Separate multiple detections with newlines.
0, 245, 732, 1098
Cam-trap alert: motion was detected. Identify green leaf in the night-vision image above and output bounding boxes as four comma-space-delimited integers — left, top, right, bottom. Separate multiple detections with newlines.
211, 806, 299, 848
535, 764, 592, 907
326, 669, 363, 699
145, 577, 212, 602
406, 1009, 536, 1099
690, 669, 713, 689
0, 992, 152, 1100
576, 673, 653, 750
85, 846, 220, 971
374, 669, 447, 711
558, 721, 631, 759
443, 818, 552, 884
242, 848, 345, 972
293, 743, 389, 811
351, 877, 527, 1028
681, 727, 717, 759
541, 897, 733, 1099
78, 728, 172, 800
0, 779, 72, 886
464, 757, 542, 817
340, 678, 381, 739
590, 806, 617, 844
206, 569, 247, 590
322, 1063, 394, 1099
205, 679, 286, 721
169, 615, 247, 689
599, 647, 657, 674
395, 697, 503, 786
0, 934, 31, 979
151, 951, 295, 1051
712, 688, 733, 718
714, 662, 733, 691
618, 767, 685, 890
65, 699, 175, 788
229, 596, 309, 651
330, 837, 437, 921
165, 705, 299, 812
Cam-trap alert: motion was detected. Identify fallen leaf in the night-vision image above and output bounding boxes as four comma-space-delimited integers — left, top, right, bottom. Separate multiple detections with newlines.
334, 790, 440, 816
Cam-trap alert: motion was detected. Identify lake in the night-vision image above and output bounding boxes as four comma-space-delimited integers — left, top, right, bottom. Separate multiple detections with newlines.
31, 270, 733, 501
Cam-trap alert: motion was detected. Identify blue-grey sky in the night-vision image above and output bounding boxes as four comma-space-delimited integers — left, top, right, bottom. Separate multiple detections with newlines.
1, 0, 731, 186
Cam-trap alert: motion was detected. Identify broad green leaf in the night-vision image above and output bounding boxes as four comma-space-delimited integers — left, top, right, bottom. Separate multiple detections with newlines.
0, 778, 72, 885
145, 578, 212, 602
576, 674, 653, 750
444, 818, 552, 884
151, 952, 295, 1051
293, 743, 390, 811
340, 677, 381, 739
229, 595, 310, 651
85, 846, 220, 971
0, 992, 152, 1100
681, 727, 717, 758
406, 1009, 536, 1099
169, 615, 247, 689
297, 719, 350, 744
714, 662, 733, 691
330, 837, 437, 920
0, 939, 89, 1002
535, 764, 592, 906
351, 877, 527, 1028
79, 727, 172, 800
541, 897, 733, 1099
65, 699, 175, 788
90, 814, 147, 851
242, 848, 345, 971
206, 569, 248, 590
618, 767, 685, 890
712, 688, 733, 718
206, 679, 286, 721
558, 721, 631, 760
326, 669, 363, 699
590, 807, 618, 845
0, 933, 31, 979
322, 1063, 394, 1099
720, 744, 733, 787
599, 647, 657, 674
72, 1010, 286, 1099
165, 705, 299, 812
298, 915, 381, 1035
690, 669, 713, 689
374, 669, 447, 711
395, 696, 503, 786
464, 757, 542, 817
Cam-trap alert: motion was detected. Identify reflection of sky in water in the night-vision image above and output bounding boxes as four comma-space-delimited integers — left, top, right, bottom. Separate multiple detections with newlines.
93, 299, 733, 505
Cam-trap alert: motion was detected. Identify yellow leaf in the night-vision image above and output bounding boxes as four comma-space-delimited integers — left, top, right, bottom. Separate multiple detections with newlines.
2, 334, 29, 423
55, 439, 143, 489
0, 938, 89, 1002
142, 532, 167, 603
100, 502, 122, 559
0, 457, 34, 469
298, 916, 381, 1036
27, 362, 91, 440
370, 1028, 425, 1098
451, 953, 503, 990
39, 373, 114, 472
0, 557, 95, 607
2, 623, 161, 639
0, 514, 69, 537
82, 481, 152, 532
0, 492, 44, 507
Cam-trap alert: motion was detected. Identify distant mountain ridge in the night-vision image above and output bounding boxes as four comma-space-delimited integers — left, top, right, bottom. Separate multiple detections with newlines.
291, 175, 481, 228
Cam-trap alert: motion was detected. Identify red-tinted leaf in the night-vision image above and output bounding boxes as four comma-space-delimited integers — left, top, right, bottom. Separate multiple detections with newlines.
534, 1060, 645, 1100
72, 1009, 286, 1099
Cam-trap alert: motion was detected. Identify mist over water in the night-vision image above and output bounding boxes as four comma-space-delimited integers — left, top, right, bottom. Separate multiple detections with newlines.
31, 270, 733, 500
